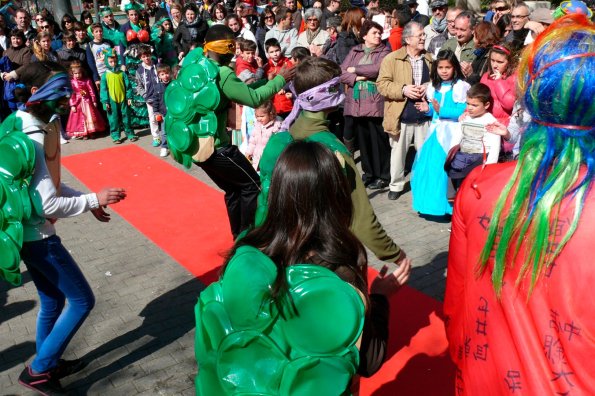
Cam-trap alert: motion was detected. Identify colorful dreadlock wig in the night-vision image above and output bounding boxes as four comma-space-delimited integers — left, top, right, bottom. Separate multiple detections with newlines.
478, 14, 595, 296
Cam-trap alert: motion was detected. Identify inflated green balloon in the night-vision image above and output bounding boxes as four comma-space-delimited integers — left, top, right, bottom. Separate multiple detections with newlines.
165, 50, 221, 169
195, 245, 364, 395
0, 114, 37, 286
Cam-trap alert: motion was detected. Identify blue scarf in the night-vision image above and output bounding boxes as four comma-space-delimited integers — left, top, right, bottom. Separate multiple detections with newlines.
19, 73, 72, 110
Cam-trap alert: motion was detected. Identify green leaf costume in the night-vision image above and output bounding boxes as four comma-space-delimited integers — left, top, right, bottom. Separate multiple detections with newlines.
0, 114, 38, 285
194, 245, 365, 395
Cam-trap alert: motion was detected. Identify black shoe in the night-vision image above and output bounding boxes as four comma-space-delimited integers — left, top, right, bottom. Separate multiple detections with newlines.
128, 135, 139, 142
19, 366, 67, 395
388, 191, 401, 200
368, 179, 388, 190
51, 359, 87, 379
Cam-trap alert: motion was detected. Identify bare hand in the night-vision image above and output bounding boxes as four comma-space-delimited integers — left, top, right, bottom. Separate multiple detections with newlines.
128, 99, 132, 106
460, 61, 473, 77
285, 92, 293, 99
490, 70, 502, 80
370, 259, 412, 297
278, 64, 296, 82
524, 20, 545, 34
414, 100, 429, 113
105, 103, 111, 112
485, 121, 510, 139
347, 66, 356, 74
403, 85, 423, 100
96, 187, 126, 206
91, 206, 111, 222
178, 52, 184, 60
255, 56, 264, 68
71, 106, 76, 113
431, 98, 440, 114
458, 110, 469, 122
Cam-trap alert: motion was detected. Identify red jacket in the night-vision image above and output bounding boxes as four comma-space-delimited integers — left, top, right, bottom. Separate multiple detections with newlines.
266, 56, 294, 114
235, 56, 258, 77
388, 27, 403, 52
445, 162, 595, 395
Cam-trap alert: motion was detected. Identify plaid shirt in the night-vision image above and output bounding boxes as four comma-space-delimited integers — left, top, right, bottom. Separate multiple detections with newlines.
407, 52, 425, 86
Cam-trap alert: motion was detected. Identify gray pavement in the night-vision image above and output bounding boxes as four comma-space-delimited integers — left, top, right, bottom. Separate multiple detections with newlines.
0, 129, 450, 395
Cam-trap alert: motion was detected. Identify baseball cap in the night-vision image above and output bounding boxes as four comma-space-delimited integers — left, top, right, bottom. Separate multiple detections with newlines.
429, 0, 448, 8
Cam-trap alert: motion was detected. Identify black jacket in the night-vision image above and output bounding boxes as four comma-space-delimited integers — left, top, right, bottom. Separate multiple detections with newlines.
173, 19, 209, 55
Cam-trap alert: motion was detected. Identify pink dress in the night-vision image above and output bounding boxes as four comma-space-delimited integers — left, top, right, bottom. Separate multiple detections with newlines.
66, 77, 106, 138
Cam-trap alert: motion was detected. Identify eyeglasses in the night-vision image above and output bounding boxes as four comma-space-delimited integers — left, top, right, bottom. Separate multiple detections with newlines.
511, 14, 529, 19
446, 19, 456, 24
264, 15, 274, 19
306, 18, 318, 22
39, 25, 51, 29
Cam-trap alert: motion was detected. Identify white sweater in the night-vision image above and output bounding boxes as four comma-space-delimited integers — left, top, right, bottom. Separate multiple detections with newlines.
19, 111, 98, 242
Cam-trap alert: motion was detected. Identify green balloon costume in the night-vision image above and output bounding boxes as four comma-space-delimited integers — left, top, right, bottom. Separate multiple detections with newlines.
163, 48, 221, 168
99, 49, 135, 142
0, 114, 39, 286
255, 131, 349, 226
194, 245, 366, 395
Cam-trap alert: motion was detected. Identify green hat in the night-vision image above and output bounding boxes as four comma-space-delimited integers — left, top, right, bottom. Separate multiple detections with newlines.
124, 1, 144, 12
99, 6, 113, 17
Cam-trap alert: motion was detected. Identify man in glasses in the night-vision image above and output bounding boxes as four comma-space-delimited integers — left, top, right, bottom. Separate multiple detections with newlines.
441, 10, 477, 76
427, 6, 462, 56
423, 0, 448, 47
504, 1, 530, 49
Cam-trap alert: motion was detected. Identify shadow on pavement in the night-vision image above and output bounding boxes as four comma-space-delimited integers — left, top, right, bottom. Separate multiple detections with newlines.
67, 268, 220, 395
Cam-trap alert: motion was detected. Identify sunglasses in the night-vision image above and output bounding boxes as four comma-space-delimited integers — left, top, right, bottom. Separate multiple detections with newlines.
264, 15, 274, 19
432, 6, 447, 11
494, 6, 509, 11
40, 25, 51, 29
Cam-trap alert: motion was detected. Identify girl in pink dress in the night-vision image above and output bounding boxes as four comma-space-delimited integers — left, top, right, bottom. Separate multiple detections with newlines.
66, 61, 106, 139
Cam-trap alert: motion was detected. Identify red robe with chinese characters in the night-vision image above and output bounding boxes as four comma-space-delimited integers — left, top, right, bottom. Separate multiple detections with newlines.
444, 162, 595, 395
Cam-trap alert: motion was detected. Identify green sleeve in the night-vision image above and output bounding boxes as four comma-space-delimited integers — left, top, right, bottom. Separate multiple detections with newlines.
219, 66, 285, 108
99, 73, 108, 105
343, 154, 405, 262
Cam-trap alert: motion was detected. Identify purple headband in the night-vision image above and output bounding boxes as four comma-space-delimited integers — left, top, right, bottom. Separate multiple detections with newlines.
281, 77, 344, 130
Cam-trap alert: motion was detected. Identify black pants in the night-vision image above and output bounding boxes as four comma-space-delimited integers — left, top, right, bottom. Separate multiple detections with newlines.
197, 145, 261, 238
346, 116, 390, 182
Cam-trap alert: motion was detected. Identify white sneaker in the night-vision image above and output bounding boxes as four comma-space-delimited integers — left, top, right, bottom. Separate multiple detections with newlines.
160, 148, 169, 157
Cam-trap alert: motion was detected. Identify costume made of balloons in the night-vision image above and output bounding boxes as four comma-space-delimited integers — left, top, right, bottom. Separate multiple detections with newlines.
194, 245, 365, 395
163, 48, 220, 168
255, 131, 348, 226
0, 115, 36, 285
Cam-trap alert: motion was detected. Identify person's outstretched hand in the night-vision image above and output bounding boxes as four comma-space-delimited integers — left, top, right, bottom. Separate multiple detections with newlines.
96, 187, 127, 206
278, 64, 296, 82
91, 206, 111, 222
370, 259, 412, 297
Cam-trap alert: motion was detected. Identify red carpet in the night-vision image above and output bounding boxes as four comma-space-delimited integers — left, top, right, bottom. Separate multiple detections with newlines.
63, 145, 454, 395
63, 145, 232, 284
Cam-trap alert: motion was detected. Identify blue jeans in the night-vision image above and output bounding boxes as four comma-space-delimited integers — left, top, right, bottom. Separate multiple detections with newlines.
21, 235, 95, 373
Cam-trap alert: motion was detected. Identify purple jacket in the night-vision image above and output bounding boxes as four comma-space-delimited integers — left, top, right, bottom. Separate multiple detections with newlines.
340, 43, 390, 118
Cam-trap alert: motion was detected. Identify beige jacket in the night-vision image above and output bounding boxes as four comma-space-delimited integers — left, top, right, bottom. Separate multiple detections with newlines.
376, 47, 433, 135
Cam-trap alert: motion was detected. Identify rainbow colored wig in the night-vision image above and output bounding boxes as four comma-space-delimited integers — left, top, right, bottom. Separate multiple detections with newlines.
479, 14, 595, 296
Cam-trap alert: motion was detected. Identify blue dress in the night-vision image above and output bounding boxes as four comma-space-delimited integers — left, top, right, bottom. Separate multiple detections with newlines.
411, 80, 470, 216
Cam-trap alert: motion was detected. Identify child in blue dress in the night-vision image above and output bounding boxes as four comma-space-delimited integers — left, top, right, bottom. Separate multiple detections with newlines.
411, 50, 470, 216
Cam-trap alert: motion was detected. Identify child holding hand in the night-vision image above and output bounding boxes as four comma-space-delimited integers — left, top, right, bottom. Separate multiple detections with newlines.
66, 61, 106, 139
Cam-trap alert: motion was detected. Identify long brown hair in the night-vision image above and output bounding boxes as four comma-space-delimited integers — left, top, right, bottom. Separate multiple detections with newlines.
341, 7, 365, 35
225, 141, 368, 309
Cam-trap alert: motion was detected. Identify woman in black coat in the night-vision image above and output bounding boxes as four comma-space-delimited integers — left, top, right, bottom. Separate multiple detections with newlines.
174, 3, 209, 60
